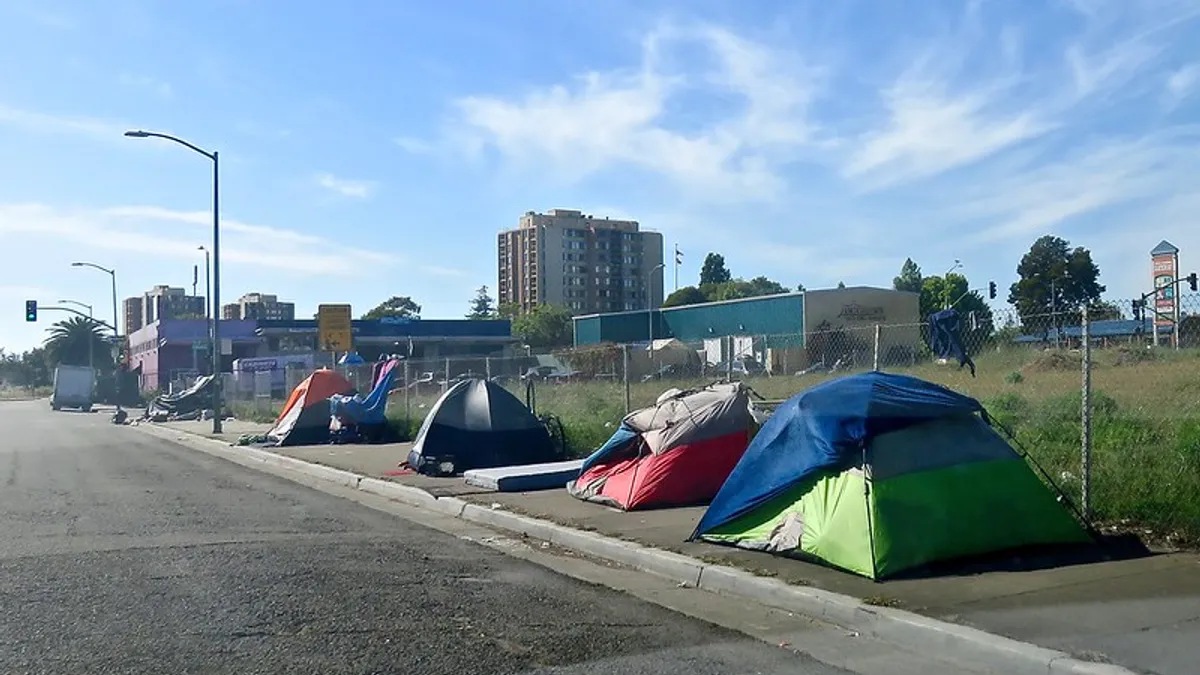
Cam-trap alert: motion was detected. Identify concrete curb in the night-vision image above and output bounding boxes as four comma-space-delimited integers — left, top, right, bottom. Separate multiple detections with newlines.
139, 422, 1137, 675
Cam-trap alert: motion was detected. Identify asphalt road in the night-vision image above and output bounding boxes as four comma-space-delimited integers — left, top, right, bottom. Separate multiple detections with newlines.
0, 400, 981, 675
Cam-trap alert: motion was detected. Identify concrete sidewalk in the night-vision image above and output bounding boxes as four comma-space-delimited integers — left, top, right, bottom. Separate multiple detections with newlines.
159, 419, 1199, 675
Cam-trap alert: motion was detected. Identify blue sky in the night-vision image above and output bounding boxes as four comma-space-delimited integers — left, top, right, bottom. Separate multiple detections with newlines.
2, 0, 1200, 351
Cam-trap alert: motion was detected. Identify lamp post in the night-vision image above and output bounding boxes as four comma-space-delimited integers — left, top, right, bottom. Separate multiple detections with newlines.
198, 246, 211, 321
58, 299, 95, 375
69, 262, 120, 415
126, 129, 222, 434
647, 262, 665, 343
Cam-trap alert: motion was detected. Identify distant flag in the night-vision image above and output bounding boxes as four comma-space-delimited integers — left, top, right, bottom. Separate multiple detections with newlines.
674, 245, 683, 265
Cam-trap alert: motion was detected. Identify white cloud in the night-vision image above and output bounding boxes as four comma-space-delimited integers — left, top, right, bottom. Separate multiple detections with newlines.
1165, 62, 1200, 104
440, 22, 824, 201
840, 73, 1054, 190
314, 172, 376, 199
0, 203, 394, 275
420, 265, 467, 278
393, 136, 435, 154
117, 73, 172, 99
0, 104, 125, 140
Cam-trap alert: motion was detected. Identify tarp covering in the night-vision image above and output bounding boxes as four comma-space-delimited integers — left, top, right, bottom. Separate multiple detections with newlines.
929, 308, 976, 377
406, 378, 557, 474
567, 382, 761, 510
694, 372, 1090, 579
693, 372, 983, 538
329, 358, 400, 426
267, 369, 355, 446
145, 375, 214, 419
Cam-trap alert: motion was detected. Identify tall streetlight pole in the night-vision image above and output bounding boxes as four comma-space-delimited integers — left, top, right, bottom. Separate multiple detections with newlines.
58, 299, 95, 376
198, 246, 211, 321
647, 262, 665, 343
125, 129, 222, 434
69, 262, 121, 415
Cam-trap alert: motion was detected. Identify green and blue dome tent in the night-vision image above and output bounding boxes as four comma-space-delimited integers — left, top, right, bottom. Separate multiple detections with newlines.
691, 371, 1092, 580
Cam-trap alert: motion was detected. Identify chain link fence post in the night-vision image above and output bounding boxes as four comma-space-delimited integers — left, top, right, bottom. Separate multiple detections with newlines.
443, 357, 450, 394
1081, 304, 1093, 523
403, 360, 410, 433
726, 335, 734, 381
622, 344, 631, 414
872, 324, 881, 371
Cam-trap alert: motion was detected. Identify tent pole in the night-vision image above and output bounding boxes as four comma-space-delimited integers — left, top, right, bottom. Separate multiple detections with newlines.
861, 443, 880, 580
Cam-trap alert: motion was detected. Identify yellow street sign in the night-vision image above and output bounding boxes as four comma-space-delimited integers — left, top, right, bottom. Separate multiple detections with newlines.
317, 304, 353, 352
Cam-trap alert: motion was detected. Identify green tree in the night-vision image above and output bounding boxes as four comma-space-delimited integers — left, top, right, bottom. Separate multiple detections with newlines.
43, 317, 113, 372
465, 285, 497, 320
796, 283, 806, 292
1089, 300, 1124, 321
663, 286, 708, 308
496, 302, 520, 320
1007, 235, 1105, 330
361, 296, 421, 320
836, 281, 847, 289
893, 258, 924, 293
512, 304, 573, 350
699, 253, 732, 285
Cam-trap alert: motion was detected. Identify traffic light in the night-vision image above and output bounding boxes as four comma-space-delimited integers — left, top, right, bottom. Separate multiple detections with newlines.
988, 281, 997, 300
1189, 272, 1198, 292
1132, 299, 1142, 321
24, 300, 36, 322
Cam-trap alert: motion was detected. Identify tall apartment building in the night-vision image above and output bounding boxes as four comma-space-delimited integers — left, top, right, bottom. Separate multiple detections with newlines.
222, 293, 296, 321
123, 285, 205, 333
123, 296, 145, 335
497, 209, 664, 315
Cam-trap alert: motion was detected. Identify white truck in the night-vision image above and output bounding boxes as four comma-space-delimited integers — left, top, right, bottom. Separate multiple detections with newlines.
51, 365, 94, 412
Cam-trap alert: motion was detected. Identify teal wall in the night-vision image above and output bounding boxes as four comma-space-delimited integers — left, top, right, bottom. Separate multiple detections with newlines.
573, 293, 805, 346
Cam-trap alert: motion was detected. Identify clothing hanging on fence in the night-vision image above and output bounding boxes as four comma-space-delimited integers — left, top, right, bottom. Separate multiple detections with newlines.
929, 308, 976, 377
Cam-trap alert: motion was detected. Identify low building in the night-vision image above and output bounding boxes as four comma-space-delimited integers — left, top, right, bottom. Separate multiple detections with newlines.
127, 319, 261, 393
572, 286, 921, 373
254, 317, 516, 361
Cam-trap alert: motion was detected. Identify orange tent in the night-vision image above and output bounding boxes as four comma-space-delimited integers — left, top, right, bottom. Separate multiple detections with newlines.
267, 369, 354, 446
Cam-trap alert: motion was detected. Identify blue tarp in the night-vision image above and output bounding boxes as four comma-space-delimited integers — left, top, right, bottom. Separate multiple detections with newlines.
329, 359, 399, 425
690, 371, 984, 539
929, 309, 975, 377
579, 425, 639, 473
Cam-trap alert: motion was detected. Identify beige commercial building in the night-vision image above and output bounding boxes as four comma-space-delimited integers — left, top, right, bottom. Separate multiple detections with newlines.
222, 293, 296, 321
498, 209, 665, 315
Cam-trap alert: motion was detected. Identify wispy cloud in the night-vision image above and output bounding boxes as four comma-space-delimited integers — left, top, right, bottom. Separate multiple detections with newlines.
117, 73, 172, 99
1165, 62, 1200, 105
0, 1, 77, 30
0, 104, 125, 140
420, 265, 468, 278
314, 172, 376, 199
0, 203, 395, 276
433, 21, 824, 201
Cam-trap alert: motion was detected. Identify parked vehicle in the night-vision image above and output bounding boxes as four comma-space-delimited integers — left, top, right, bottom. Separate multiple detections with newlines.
51, 365, 94, 412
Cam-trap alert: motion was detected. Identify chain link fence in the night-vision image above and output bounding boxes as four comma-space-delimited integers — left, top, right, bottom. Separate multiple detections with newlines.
214, 292, 1200, 545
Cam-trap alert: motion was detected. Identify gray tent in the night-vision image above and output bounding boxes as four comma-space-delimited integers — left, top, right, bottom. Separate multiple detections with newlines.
406, 378, 557, 475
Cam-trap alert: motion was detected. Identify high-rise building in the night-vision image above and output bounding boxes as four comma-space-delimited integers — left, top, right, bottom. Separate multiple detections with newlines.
123, 296, 145, 335
222, 293, 296, 321
497, 209, 664, 315
125, 285, 205, 333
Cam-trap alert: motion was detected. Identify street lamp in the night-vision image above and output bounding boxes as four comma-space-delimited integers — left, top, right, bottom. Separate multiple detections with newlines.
58, 299, 95, 376
647, 263, 665, 343
198, 246, 211, 321
125, 129, 223, 434
70, 262, 121, 415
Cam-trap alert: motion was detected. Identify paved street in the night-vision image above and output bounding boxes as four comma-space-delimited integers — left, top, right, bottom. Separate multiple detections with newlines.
0, 400, 990, 675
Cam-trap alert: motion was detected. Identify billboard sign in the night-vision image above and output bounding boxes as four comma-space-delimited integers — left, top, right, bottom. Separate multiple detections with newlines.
1151, 241, 1179, 328
317, 304, 353, 351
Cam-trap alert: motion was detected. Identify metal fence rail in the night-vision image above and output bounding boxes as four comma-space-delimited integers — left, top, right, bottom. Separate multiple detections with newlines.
210, 295, 1200, 543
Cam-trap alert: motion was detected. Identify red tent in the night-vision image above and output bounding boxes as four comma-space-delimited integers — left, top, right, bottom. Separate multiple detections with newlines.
567, 382, 762, 510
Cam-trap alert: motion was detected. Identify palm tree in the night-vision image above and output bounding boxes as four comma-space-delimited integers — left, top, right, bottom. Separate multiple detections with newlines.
43, 317, 113, 372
